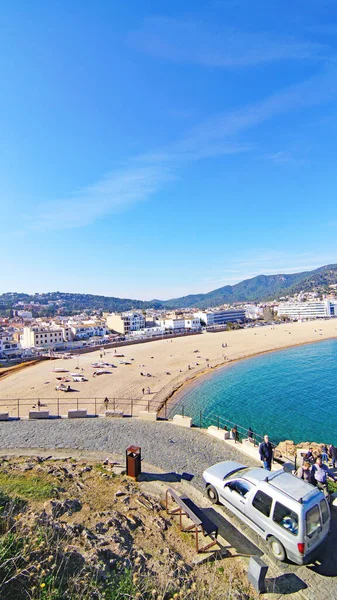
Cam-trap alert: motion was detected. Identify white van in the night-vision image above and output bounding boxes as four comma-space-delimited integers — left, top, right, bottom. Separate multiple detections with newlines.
203, 461, 330, 564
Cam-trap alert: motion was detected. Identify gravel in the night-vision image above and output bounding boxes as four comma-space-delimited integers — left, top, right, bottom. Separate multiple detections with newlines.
0, 418, 258, 490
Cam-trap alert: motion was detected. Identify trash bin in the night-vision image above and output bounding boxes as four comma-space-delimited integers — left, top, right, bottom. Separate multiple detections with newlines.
126, 445, 141, 480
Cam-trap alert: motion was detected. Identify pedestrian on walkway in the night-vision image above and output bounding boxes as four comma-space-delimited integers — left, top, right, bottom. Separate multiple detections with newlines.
259, 435, 273, 471
311, 455, 337, 495
329, 444, 337, 469
142, 387, 145, 395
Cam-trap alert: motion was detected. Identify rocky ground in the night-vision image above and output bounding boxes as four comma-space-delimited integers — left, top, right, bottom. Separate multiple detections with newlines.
0, 454, 257, 600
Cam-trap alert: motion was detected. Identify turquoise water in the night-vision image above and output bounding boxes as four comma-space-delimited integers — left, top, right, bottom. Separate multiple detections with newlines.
169, 339, 337, 445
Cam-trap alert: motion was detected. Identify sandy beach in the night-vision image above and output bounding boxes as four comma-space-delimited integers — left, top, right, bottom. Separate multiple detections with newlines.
1, 319, 337, 418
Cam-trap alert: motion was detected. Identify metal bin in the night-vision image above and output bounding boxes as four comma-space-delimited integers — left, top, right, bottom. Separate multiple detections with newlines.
126, 445, 141, 480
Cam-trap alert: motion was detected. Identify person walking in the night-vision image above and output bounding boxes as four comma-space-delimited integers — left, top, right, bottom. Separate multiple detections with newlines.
259, 435, 273, 471
311, 455, 337, 496
104, 397, 109, 410
321, 445, 329, 464
296, 460, 312, 483
142, 387, 145, 395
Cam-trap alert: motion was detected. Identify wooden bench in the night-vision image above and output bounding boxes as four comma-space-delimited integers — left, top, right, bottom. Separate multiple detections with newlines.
165, 488, 218, 553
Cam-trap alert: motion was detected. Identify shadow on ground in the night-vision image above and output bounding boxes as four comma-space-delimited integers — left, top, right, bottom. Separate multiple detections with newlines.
265, 573, 307, 594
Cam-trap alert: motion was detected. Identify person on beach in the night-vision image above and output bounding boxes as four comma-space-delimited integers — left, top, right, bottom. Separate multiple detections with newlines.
296, 460, 312, 483
142, 388, 145, 395
104, 397, 109, 410
259, 435, 273, 471
311, 455, 337, 494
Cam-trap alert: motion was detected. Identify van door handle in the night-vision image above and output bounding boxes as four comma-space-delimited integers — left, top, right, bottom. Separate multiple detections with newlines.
240, 500, 245, 504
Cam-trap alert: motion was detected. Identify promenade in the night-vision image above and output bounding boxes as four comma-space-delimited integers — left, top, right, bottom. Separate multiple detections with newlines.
0, 418, 336, 599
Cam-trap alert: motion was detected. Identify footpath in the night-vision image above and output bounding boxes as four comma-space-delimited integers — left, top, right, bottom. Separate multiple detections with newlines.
0, 418, 335, 599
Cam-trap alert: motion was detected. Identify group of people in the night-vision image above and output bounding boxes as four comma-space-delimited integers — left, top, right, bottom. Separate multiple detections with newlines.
258, 435, 337, 497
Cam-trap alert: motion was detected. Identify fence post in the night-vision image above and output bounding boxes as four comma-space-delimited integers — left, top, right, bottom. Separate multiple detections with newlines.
95, 398, 97, 415
147, 399, 150, 412
217, 415, 220, 430
182, 405, 184, 417
77, 398, 79, 410
57, 397, 60, 417
114, 398, 116, 411
200, 410, 202, 429
165, 400, 167, 420
131, 398, 133, 417
17, 398, 19, 419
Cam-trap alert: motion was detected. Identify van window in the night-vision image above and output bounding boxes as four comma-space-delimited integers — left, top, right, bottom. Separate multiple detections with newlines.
273, 501, 298, 535
252, 491, 272, 517
320, 499, 329, 524
227, 480, 252, 498
306, 506, 322, 538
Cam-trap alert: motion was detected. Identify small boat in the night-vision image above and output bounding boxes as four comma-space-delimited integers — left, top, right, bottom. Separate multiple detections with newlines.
72, 376, 87, 382
52, 368, 69, 373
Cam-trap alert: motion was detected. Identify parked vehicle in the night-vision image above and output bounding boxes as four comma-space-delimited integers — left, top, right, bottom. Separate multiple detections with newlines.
203, 461, 330, 565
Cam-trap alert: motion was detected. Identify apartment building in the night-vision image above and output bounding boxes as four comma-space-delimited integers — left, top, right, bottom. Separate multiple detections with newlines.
277, 300, 336, 320
21, 325, 72, 348
106, 312, 145, 335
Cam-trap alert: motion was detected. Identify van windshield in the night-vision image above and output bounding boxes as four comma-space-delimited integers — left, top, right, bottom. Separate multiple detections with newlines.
306, 505, 321, 538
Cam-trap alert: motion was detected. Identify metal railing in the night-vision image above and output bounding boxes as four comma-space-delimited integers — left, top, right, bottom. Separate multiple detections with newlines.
0, 397, 164, 419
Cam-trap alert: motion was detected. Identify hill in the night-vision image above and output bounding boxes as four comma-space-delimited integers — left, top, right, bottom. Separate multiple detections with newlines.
1, 264, 337, 314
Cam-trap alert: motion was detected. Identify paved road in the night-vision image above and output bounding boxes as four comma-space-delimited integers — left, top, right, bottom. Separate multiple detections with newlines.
0, 418, 336, 599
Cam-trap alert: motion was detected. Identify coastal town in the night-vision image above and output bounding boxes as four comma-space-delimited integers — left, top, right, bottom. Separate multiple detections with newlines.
2, 287, 337, 362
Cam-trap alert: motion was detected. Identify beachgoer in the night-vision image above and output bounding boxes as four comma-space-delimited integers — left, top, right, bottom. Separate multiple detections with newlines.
259, 435, 273, 471
104, 397, 109, 410
296, 460, 312, 483
142, 388, 145, 395
311, 455, 337, 495
329, 444, 337, 469
37, 399, 41, 411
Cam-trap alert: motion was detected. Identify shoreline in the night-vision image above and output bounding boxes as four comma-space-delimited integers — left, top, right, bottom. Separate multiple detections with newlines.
1, 320, 337, 419
157, 332, 337, 414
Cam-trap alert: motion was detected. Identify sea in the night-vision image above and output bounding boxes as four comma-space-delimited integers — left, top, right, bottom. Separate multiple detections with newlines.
168, 339, 337, 445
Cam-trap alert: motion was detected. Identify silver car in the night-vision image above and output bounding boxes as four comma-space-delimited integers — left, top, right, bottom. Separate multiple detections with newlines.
203, 461, 330, 564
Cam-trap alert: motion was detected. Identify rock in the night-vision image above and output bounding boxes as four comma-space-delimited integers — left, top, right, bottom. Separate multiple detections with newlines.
50, 498, 82, 518
115, 490, 126, 497
95, 522, 108, 534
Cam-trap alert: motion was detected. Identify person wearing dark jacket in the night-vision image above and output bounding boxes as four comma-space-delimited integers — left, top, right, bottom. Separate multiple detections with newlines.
259, 435, 273, 471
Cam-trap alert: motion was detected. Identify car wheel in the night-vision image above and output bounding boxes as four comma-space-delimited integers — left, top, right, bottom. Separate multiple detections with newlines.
206, 485, 219, 504
268, 536, 286, 561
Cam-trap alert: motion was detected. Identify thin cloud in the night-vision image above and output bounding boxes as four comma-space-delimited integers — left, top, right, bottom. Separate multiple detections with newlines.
28, 164, 173, 231
26, 65, 337, 232
127, 17, 327, 68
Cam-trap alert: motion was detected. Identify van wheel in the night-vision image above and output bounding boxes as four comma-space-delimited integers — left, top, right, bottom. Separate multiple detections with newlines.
206, 485, 219, 504
268, 536, 286, 561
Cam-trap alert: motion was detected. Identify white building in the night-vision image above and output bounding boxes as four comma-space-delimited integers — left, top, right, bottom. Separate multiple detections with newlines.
16, 310, 33, 320
106, 312, 145, 335
277, 300, 336, 320
158, 316, 201, 331
194, 308, 246, 327
21, 325, 72, 349
245, 305, 264, 320
0, 333, 22, 358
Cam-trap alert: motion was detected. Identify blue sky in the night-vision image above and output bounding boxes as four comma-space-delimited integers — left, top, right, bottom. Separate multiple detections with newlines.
2, 0, 337, 299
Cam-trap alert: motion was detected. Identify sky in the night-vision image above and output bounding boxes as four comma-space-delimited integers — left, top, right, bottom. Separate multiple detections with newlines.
2, 0, 337, 300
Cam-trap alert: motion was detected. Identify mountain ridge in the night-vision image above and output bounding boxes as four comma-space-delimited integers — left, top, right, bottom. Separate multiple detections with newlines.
1, 263, 337, 313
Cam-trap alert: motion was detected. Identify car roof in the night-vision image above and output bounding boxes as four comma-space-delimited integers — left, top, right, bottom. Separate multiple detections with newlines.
243, 468, 320, 504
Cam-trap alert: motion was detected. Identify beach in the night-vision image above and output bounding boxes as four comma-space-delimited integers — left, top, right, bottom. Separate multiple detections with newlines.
1, 319, 337, 418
